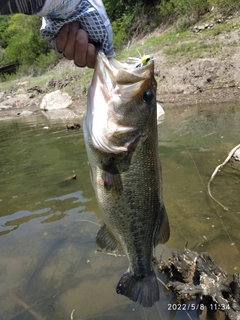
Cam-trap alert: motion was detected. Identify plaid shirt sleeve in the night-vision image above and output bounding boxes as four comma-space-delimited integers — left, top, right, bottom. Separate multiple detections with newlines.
39, 0, 114, 57
0, 0, 114, 57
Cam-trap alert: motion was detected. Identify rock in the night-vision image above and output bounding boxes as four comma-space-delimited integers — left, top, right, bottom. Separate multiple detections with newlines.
157, 103, 165, 124
0, 94, 30, 108
16, 81, 28, 93
157, 103, 165, 118
18, 110, 33, 116
66, 123, 81, 130
233, 148, 240, 161
193, 24, 213, 33
40, 90, 72, 111
41, 109, 79, 120
0, 104, 12, 110
0, 92, 4, 102
27, 85, 45, 94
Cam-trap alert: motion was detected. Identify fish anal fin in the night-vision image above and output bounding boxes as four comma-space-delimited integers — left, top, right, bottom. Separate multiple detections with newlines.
154, 205, 170, 246
116, 270, 159, 307
96, 224, 119, 252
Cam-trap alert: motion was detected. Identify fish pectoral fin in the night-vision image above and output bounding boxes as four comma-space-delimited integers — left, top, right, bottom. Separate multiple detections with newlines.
101, 158, 123, 192
101, 171, 123, 192
96, 224, 120, 252
154, 205, 170, 245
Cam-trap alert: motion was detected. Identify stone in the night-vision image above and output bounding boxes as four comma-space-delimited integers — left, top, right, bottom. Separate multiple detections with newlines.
41, 109, 79, 120
0, 104, 11, 110
40, 90, 72, 111
19, 110, 33, 116
4, 94, 30, 107
16, 81, 28, 93
0, 91, 4, 102
233, 148, 240, 161
157, 103, 165, 119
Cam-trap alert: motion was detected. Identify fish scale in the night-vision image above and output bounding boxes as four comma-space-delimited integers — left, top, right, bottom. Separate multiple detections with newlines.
84, 51, 170, 307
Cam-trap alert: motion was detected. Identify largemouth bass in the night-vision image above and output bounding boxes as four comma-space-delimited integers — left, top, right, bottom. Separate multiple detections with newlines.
83, 51, 170, 308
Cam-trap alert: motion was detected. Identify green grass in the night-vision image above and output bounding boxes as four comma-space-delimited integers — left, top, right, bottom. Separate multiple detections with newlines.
1, 14, 240, 94
117, 14, 240, 63
0, 60, 94, 97
163, 40, 222, 59
116, 28, 196, 60
116, 16, 240, 62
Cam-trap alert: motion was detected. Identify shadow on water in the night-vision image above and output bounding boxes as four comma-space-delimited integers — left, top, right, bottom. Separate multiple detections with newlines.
0, 102, 239, 320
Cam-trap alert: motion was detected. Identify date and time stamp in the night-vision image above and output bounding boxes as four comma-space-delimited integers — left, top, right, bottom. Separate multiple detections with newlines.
167, 303, 230, 311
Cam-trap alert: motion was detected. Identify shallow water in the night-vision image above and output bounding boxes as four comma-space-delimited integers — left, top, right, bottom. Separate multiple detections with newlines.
0, 103, 239, 320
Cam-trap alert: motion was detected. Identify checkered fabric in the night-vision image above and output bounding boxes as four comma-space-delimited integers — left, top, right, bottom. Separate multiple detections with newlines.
40, 0, 114, 57
0, 0, 114, 57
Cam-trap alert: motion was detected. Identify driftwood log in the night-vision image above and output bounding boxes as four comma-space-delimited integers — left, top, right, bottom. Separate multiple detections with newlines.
157, 248, 240, 320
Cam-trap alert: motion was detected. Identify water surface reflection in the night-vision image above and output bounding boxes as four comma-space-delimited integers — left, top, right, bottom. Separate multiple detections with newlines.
0, 103, 239, 320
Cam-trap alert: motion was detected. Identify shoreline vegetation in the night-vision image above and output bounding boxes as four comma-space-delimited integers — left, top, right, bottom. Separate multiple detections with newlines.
1, 0, 240, 116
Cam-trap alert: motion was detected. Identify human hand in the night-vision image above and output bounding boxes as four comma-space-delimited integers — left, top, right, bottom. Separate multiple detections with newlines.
56, 21, 96, 69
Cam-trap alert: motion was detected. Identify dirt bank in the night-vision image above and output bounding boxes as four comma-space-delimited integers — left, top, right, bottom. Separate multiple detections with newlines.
1, 14, 240, 119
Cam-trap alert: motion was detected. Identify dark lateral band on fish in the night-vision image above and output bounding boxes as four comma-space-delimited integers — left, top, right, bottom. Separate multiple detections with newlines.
83, 51, 170, 308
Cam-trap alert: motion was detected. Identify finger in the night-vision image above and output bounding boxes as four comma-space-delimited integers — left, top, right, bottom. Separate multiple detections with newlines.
63, 21, 80, 60
56, 23, 70, 53
86, 43, 96, 68
74, 29, 88, 67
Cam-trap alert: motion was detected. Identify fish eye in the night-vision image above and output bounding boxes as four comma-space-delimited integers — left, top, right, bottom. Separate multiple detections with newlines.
143, 90, 154, 103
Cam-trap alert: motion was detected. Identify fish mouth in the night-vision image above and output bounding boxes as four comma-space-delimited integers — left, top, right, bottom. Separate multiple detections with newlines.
85, 51, 156, 154
89, 51, 155, 110
97, 51, 154, 92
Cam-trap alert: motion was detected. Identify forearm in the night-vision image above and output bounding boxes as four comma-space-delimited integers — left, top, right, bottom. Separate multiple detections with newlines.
39, 1, 113, 56
0, 0, 114, 57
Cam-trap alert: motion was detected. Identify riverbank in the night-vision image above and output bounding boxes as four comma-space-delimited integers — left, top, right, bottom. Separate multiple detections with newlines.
1, 12, 240, 119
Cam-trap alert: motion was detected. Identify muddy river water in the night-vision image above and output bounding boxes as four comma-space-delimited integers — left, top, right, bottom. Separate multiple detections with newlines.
0, 102, 239, 320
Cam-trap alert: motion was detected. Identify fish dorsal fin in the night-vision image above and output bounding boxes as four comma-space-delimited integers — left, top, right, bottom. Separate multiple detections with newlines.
96, 224, 120, 252
154, 205, 170, 246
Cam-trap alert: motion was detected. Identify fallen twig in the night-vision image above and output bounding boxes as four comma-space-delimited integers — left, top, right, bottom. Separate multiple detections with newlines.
11, 295, 46, 320
207, 144, 240, 210
70, 309, 75, 320
76, 219, 101, 227
96, 249, 126, 257
156, 276, 169, 291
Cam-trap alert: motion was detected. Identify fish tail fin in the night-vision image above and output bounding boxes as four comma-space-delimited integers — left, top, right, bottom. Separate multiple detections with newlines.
116, 270, 159, 307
